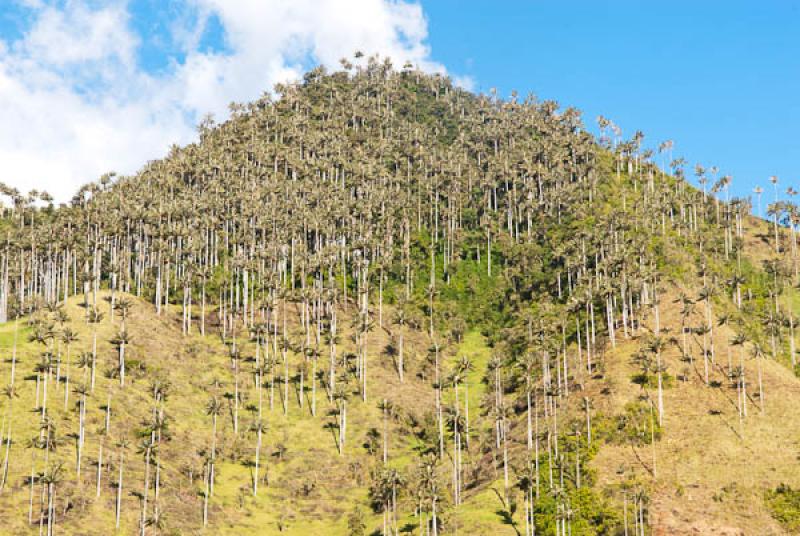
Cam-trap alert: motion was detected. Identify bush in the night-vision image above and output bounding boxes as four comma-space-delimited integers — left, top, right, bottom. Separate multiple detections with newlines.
595, 401, 662, 446
766, 483, 800, 532
630, 371, 674, 389
347, 506, 366, 536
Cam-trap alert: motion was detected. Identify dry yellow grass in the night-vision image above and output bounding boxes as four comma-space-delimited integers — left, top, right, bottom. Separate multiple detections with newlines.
590, 276, 800, 535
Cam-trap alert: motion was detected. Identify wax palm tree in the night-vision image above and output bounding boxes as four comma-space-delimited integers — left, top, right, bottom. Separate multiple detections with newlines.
111, 329, 131, 387
138, 436, 157, 536
40, 461, 64, 536
73, 382, 90, 480
750, 342, 766, 414
731, 333, 748, 418
770, 175, 780, 252
392, 306, 407, 382
115, 298, 133, 331
697, 285, 716, 376
145, 508, 168, 535
646, 336, 667, 425
753, 186, 764, 218
0, 384, 19, 491
60, 327, 79, 410
0, 55, 791, 534
115, 438, 130, 529
456, 355, 475, 449
34, 355, 53, 418
334, 384, 350, 455
376, 399, 394, 465
205, 396, 223, 496
675, 293, 695, 358
250, 419, 267, 496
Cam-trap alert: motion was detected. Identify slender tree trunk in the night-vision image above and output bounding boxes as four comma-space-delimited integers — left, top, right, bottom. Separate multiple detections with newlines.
116, 450, 124, 529
253, 426, 261, 496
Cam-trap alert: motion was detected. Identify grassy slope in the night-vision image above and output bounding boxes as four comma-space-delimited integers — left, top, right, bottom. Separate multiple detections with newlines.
1, 216, 799, 535
590, 214, 800, 535
0, 290, 522, 535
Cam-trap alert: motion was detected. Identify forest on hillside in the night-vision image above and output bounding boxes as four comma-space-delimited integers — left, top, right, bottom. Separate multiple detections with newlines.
0, 55, 799, 535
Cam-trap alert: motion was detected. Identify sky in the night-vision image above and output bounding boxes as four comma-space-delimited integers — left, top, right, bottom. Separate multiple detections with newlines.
0, 1, 798, 208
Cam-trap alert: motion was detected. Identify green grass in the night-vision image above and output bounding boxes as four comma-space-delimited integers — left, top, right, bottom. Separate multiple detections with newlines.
0, 295, 518, 535
453, 330, 492, 415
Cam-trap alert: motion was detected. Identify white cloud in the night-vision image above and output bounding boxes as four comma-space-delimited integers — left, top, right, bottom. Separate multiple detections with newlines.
0, 0, 453, 202
22, 3, 137, 67
452, 75, 476, 92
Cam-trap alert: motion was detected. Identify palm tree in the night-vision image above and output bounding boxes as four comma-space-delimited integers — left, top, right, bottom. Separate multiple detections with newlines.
418, 454, 442, 536
646, 336, 667, 425
138, 436, 157, 536
392, 306, 407, 382
145, 508, 168, 535
205, 396, 223, 496
0, 55, 793, 534
35, 354, 53, 418
347, 506, 366, 536
456, 355, 474, 449
698, 285, 716, 377
229, 346, 241, 434
444, 405, 466, 506
115, 298, 133, 331
750, 342, 766, 414
41, 461, 64, 536
770, 175, 780, 252
61, 327, 79, 410
116, 438, 130, 530
73, 382, 90, 481
731, 333, 748, 418
520, 352, 538, 454
0, 384, 19, 491
87, 315, 102, 390
753, 186, 764, 218
334, 385, 349, 455
250, 419, 267, 496
728, 274, 745, 309
111, 330, 131, 387
675, 293, 695, 358
370, 467, 404, 536
76, 352, 92, 386
377, 399, 394, 465
516, 462, 537, 536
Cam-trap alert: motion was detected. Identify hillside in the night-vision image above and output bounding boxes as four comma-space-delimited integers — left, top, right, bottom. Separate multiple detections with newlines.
1, 56, 799, 535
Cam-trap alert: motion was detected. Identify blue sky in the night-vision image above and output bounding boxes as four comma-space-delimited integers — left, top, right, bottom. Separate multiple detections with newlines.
424, 1, 800, 204
0, 1, 797, 204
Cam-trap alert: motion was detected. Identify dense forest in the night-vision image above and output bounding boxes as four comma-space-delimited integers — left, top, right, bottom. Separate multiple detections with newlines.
0, 54, 799, 535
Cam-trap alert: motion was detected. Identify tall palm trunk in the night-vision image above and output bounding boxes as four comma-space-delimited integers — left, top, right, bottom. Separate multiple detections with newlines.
140, 443, 152, 536
253, 426, 262, 496
116, 449, 125, 529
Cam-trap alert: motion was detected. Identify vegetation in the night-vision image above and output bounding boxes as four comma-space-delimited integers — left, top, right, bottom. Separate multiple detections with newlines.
766, 484, 800, 532
0, 54, 798, 534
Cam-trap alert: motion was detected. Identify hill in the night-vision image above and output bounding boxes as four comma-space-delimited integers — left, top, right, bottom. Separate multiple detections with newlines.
1, 55, 799, 535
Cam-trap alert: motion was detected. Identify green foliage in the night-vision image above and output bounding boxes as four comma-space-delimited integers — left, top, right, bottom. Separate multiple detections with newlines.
2, 55, 796, 536
595, 402, 662, 446
363, 427, 380, 456
347, 506, 367, 536
766, 483, 800, 532
528, 419, 622, 534
533, 487, 621, 535
630, 371, 674, 390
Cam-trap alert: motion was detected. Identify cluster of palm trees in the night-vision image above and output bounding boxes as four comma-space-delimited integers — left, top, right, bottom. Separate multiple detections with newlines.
0, 54, 795, 534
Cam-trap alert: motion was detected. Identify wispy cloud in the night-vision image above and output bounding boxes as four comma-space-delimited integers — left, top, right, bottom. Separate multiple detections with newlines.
0, 0, 452, 201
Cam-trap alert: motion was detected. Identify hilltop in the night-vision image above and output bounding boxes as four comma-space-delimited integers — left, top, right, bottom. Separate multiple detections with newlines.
0, 56, 799, 535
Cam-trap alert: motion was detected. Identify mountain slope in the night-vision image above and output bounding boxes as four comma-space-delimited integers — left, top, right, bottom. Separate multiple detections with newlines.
0, 57, 798, 535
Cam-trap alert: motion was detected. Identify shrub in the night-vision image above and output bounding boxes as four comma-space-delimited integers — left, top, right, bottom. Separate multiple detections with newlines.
766, 483, 800, 532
